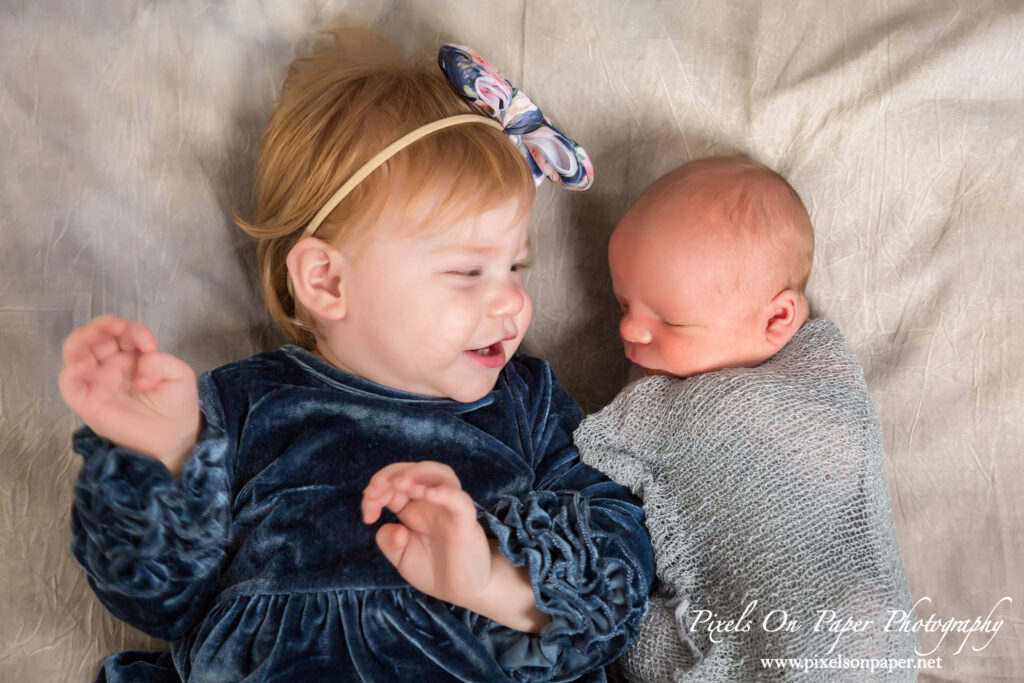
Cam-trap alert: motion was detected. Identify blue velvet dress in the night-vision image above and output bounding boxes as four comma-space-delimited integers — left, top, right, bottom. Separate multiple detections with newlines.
70, 345, 655, 682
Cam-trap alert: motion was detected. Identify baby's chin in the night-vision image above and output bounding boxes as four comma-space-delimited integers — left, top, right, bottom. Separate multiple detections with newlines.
634, 361, 716, 379
627, 363, 681, 381
637, 353, 777, 379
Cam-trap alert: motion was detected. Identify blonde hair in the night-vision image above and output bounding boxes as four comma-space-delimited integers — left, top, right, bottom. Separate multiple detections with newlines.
234, 28, 536, 348
638, 156, 814, 294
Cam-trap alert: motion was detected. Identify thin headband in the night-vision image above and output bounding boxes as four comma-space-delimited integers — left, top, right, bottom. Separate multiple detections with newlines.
298, 114, 502, 240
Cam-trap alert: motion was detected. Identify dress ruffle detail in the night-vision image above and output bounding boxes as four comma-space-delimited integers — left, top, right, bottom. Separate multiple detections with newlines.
70, 426, 230, 639
480, 491, 644, 680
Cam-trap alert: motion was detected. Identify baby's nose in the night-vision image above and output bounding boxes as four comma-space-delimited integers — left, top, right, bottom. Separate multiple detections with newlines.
619, 315, 652, 344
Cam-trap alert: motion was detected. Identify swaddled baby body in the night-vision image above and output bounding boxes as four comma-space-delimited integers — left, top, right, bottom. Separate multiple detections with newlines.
576, 157, 918, 681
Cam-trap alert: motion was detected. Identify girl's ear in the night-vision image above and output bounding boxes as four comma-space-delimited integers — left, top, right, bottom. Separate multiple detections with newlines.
286, 237, 347, 321
763, 289, 806, 349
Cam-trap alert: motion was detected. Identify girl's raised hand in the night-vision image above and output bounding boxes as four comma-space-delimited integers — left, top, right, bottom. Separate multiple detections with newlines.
362, 461, 491, 606
361, 461, 548, 633
58, 315, 200, 477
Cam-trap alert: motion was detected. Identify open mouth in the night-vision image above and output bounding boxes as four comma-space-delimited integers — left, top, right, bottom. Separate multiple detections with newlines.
466, 341, 507, 368
472, 342, 503, 356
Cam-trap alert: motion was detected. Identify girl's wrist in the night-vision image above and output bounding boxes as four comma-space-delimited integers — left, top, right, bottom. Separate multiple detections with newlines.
155, 444, 195, 478
469, 540, 549, 633
152, 414, 201, 478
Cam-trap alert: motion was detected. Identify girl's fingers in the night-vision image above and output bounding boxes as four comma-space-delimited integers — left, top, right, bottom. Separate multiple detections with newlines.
90, 314, 128, 338
133, 351, 193, 392
362, 461, 465, 524
57, 365, 88, 406
362, 490, 411, 523
60, 355, 97, 384
105, 317, 158, 355
415, 462, 461, 489
364, 463, 414, 493
362, 488, 395, 524
89, 358, 128, 402
92, 337, 121, 363
63, 317, 170, 393
384, 491, 411, 515
59, 323, 134, 412
126, 320, 158, 354
63, 315, 139, 366
424, 486, 476, 520
390, 476, 427, 499
366, 461, 459, 493
90, 315, 131, 359
375, 524, 409, 569
61, 360, 118, 424
63, 323, 110, 366
391, 462, 461, 491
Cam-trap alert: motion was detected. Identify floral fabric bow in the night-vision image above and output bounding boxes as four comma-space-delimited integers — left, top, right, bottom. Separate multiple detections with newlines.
438, 44, 594, 190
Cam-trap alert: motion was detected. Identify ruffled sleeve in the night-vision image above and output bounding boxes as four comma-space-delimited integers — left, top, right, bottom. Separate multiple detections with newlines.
69, 372, 233, 641
476, 358, 656, 681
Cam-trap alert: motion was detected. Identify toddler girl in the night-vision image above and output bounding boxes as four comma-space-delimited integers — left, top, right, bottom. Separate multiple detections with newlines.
61, 28, 654, 682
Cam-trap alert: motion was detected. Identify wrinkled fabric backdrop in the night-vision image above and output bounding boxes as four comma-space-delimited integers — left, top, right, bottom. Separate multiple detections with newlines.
2, 1, 1021, 681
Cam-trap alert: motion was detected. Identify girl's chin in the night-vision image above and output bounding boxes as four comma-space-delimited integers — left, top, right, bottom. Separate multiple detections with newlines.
449, 384, 496, 403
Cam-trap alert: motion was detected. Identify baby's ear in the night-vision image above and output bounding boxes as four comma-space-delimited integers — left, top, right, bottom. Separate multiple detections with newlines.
763, 289, 806, 349
286, 238, 347, 321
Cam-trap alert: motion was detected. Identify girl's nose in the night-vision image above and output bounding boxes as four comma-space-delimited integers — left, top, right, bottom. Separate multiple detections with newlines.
489, 279, 526, 318
619, 314, 652, 344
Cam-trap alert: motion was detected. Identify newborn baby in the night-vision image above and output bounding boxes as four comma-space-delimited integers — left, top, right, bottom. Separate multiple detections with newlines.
575, 157, 918, 681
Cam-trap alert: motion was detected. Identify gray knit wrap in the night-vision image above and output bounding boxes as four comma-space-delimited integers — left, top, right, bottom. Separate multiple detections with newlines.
575, 319, 918, 681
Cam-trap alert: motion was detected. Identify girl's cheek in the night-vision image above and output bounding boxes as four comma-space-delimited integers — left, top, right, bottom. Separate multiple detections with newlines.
429, 299, 477, 336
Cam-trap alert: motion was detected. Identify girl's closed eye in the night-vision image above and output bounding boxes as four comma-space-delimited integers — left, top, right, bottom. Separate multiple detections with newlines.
448, 268, 483, 277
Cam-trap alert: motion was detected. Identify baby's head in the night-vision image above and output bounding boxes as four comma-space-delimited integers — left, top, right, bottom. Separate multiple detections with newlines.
235, 29, 537, 401
609, 156, 814, 378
